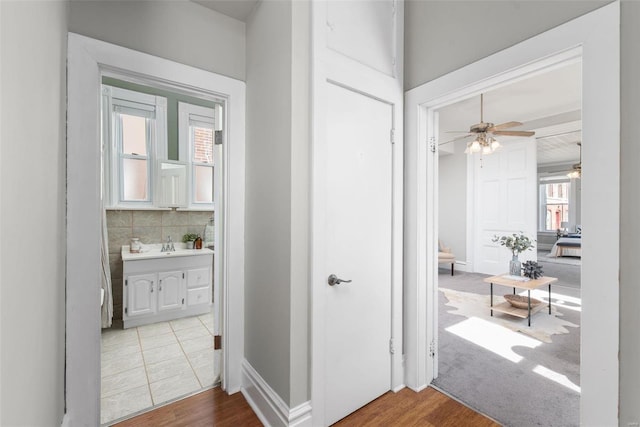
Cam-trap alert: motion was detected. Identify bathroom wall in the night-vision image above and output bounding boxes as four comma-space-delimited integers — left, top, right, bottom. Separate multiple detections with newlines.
106, 209, 213, 322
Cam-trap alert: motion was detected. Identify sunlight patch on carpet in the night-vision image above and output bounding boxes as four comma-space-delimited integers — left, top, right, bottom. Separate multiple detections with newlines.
533, 365, 581, 393
446, 317, 541, 363
440, 288, 579, 344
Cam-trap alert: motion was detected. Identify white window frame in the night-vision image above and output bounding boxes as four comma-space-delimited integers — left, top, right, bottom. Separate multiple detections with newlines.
178, 102, 222, 210
538, 176, 571, 232
101, 85, 168, 208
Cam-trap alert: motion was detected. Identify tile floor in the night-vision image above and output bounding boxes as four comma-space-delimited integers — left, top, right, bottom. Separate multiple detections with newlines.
101, 312, 221, 425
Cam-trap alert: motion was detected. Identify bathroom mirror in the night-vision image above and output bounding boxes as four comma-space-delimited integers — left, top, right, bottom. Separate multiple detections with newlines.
157, 160, 187, 207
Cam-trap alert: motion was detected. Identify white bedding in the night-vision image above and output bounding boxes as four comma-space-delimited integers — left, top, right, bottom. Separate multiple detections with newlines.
549, 236, 582, 257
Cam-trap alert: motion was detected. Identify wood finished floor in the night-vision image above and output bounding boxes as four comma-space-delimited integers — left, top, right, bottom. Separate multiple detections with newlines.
113, 386, 498, 426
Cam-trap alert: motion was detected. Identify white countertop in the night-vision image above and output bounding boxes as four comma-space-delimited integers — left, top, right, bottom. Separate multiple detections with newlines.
121, 244, 214, 261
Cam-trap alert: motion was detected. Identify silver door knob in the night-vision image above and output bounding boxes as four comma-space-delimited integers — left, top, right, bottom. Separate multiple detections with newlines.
328, 274, 352, 286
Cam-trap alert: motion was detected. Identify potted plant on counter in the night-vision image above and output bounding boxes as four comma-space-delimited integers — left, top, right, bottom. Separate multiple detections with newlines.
182, 233, 198, 249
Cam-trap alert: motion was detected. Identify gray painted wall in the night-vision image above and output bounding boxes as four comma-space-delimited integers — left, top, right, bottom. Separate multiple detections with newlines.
404, 1, 609, 89
245, 0, 310, 407
438, 146, 467, 262
245, 0, 294, 405
69, 0, 246, 81
289, 0, 311, 407
0, 1, 67, 424
619, 2, 640, 424
406, 0, 639, 423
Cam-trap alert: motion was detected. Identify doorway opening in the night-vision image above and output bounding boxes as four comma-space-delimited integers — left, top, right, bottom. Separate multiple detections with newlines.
66, 33, 246, 426
403, 4, 619, 423
433, 61, 582, 425
98, 76, 224, 424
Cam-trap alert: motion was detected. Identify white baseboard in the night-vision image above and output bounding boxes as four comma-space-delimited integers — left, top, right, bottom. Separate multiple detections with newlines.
454, 261, 469, 273
241, 359, 312, 427
60, 413, 71, 427
392, 383, 406, 393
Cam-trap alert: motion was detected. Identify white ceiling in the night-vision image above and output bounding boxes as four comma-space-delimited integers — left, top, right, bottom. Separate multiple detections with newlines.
192, 0, 259, 22
437, 61, 582, 166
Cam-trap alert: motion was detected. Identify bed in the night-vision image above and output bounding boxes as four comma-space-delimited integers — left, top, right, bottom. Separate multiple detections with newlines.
549, 234, 582, 257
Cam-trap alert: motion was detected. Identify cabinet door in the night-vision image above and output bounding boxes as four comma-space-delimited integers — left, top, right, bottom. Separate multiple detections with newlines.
158, 270, 184, 312
126, 273, 157, 318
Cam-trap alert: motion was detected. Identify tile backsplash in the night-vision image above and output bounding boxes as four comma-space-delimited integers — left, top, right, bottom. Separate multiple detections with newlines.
106, 209, 213, 324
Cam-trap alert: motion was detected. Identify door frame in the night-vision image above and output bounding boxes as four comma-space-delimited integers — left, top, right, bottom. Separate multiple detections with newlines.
404, 2, 619, 425
66, 33, 246, 425
310, 2, 405, 424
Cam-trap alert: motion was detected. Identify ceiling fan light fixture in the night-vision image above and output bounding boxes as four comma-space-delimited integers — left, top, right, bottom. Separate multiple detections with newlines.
567, 142, 582, 179
567, 168, 581, 179
455, 93, 534, 156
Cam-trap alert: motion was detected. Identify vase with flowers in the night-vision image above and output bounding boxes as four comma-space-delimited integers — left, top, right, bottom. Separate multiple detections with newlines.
492, 232, 535, 276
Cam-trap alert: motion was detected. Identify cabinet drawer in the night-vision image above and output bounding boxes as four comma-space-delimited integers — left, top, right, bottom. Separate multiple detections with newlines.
187, 268, 210, 289
187, 287, 210, 306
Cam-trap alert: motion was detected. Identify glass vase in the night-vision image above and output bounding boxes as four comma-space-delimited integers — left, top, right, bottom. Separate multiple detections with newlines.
509, 255, 521, 276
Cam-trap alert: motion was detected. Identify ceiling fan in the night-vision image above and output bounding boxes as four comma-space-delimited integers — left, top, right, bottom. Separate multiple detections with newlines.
567, 142, 582, 179
445, 93, 536, 155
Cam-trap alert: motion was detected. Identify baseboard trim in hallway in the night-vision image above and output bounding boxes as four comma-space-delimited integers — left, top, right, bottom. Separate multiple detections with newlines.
241, 359, 313, 427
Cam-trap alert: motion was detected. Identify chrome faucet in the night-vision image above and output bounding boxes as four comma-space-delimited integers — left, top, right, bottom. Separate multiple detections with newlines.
161, 235, 175, 252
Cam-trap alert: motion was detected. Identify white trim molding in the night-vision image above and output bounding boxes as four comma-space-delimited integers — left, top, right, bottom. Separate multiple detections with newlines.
66, 33, 246, 424
404, 2, 619, 425
241, 360, 312, 427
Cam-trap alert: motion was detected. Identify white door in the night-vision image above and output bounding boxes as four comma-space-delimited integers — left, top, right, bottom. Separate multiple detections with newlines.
158, 270, 183, 312
324, 83, 393, 425
472, 138, 537, 275
126, 273, 157, 318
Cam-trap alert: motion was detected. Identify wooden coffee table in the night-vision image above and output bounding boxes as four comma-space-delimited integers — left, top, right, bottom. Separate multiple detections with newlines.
483, 275, 558, 326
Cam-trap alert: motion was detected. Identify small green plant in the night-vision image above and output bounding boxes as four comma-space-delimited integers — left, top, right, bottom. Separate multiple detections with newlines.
522, 261, 544, 279
182, 233, 198, 243
491, 232, 535, 256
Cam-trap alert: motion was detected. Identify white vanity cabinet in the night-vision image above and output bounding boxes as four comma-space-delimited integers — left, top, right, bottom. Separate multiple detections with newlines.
122, 246, 213, 328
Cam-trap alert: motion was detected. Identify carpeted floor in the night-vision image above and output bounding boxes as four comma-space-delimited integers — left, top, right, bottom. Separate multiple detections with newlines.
434, 259, 581, 427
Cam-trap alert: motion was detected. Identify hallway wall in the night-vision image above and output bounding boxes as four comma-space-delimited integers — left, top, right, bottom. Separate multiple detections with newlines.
0, 1, 68, 424
69, 0, 246, 81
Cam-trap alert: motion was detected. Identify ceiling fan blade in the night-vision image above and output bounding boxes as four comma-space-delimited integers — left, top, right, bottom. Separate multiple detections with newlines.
488, 121, 523, 131
445, 130, 473, 134
492, 130, 535, 137
439, 134, 473, 145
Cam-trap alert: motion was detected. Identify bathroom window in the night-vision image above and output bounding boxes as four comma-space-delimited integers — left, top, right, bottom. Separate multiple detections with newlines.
178, 102, 222, 208
102, 86, 167, 207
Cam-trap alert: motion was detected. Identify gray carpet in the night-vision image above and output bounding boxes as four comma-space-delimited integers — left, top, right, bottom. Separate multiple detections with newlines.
433, 262, 580, 427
